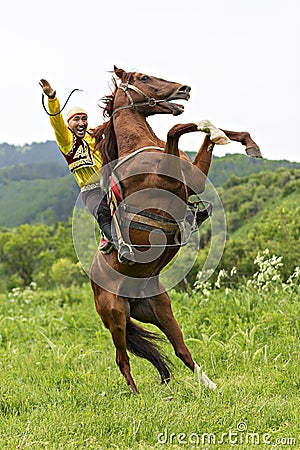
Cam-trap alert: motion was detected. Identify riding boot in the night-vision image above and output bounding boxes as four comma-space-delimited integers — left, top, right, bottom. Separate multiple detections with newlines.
186, 202, 213, 228
96, 203, 134, 263
195, 208, 211, 226
97, 204, 113, 242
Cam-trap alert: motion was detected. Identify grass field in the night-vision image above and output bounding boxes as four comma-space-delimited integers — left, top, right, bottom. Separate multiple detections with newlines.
0, 258, 299, 449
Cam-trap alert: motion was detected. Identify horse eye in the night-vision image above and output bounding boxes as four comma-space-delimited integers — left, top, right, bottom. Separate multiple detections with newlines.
140, 75, 150, 82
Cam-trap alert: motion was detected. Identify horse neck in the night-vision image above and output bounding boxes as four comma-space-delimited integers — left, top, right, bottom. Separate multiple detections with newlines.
113, 110, 163, 157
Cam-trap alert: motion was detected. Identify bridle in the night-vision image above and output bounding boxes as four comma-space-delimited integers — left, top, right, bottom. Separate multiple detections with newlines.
112, 81, 170, 115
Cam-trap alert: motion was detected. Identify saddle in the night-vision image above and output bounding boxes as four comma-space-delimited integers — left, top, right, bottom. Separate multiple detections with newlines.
99, 174, 213, 261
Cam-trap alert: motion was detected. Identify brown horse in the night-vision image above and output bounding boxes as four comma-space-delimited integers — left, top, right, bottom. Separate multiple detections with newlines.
90, 66, 261, 393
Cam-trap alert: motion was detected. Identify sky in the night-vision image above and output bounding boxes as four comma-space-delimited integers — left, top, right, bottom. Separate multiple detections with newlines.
1, 0, 299, 162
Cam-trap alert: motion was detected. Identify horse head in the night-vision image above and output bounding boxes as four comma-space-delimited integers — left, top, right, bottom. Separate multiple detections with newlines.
113, 66, 191, 117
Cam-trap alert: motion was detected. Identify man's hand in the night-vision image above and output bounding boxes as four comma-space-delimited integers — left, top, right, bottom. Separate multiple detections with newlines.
39, 79, 56, 98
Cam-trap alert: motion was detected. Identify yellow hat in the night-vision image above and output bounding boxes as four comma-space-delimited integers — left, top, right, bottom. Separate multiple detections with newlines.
66, 106, 88, 122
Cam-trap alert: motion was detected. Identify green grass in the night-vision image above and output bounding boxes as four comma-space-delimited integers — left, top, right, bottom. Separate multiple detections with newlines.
0, 279, 299, 449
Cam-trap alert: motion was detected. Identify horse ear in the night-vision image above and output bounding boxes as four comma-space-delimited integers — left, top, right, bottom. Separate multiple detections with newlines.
114, 66, 125, 80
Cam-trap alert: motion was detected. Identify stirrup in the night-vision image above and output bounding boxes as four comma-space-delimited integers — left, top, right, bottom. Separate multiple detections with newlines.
118, 243, 135, 265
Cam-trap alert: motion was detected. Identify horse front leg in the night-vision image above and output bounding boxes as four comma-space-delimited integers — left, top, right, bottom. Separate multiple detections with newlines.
191, 134, 215, 177
166, 120, 262, 195
165, 121, 230, 192
193, 121, 262, 159
220, 129, 262, 158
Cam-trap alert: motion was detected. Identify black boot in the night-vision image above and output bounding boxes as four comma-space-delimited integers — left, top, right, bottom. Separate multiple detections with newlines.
97, 203, 134, 264
195, 204, 213, 226
186, 202, 213, 228
97, 204, 113, 242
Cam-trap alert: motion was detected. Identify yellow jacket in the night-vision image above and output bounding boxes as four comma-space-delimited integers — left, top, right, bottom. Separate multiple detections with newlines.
48, 96, 102, 188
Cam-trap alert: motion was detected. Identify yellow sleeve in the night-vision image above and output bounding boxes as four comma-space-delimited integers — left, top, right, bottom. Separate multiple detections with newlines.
48, 97, 73, 154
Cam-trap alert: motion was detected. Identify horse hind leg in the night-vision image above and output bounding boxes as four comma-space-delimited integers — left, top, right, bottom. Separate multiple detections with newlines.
110, 306, 139, 393
146, 292, 217, 390
93, 290, 139, 393
130, 292, 195, 372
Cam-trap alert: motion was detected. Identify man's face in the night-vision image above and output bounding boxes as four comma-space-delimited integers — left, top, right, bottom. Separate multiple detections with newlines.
68, 114, 88, 138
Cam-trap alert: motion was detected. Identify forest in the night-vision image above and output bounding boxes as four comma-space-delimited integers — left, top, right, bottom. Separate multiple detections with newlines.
0, 141, 299, 292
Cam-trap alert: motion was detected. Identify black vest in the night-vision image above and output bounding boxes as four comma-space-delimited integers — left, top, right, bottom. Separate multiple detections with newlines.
62, 131, 95, 172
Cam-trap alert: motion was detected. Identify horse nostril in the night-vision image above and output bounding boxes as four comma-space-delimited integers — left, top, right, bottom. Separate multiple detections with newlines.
178, 85, 191, 93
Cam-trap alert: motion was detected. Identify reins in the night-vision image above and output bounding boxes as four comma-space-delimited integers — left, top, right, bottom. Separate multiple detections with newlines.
42, 88, 83, 116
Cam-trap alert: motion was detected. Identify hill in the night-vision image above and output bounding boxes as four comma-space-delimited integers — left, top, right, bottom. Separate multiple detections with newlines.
0, 176, 79, 227
0, 141, 65, 168
0, 141, 299, 227
0, 165, 299, 290
208, 152, 300, 187
0, 142, 78, 227
194, 166, 300, 283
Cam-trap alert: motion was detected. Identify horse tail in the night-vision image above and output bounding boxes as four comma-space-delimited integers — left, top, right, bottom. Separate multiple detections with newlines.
126, 320, 171, 382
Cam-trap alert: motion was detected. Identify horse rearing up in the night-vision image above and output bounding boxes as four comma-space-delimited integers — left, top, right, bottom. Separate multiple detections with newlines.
90, 66, 262, 393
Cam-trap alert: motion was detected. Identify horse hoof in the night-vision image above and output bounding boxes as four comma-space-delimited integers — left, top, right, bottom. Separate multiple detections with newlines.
201, 372, 217, 390
194, 362, 217, 390
246, 146, 263, 158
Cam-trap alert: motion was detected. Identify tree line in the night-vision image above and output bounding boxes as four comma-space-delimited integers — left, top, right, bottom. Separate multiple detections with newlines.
0, 166, 299, 292
1, 142, 299, 228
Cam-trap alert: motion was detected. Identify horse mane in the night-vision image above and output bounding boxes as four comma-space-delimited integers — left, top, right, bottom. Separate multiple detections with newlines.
92, 76, 118, 168
92, 71, 133, 167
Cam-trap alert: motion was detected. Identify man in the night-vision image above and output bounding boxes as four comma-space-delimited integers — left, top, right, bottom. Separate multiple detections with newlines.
39, 79, 113, 248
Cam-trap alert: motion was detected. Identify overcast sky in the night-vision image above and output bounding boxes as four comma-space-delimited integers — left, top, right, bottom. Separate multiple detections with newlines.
1, 0, 299, 162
